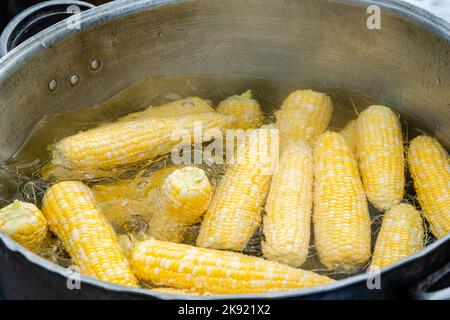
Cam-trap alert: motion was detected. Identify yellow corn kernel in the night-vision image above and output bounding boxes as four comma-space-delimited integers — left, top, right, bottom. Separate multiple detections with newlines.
408, 136, 450, 238
262, 141, 313, 267
42, 181, 138, 287
92, 165, 182, 232
50, 98, 232, 171
196, 128, 277, 251
340, 120, 357, 155
148, 166, 212, 243
131, 238, 334, 294
216, 90, 264, 130
369, 203, 424, 271
356, 105, 404, 211
313, 131, 371, 272
0, 200, 48, 252
275, 89, 333, 146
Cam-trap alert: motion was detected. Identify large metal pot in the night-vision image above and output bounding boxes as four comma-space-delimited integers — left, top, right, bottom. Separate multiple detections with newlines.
0, 0, 449, 299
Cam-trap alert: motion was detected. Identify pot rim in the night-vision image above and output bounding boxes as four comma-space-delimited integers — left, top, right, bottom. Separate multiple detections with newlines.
0, 0, 449, 299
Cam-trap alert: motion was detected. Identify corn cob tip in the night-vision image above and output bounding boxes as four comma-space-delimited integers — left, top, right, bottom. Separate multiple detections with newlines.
160, 166, 212, 221
148, 166, 213, 243
0, 200, 48, 252
276, 89, 333, 145
240, 89, 253, 99
217, 90, 264, 130
225, 90, 254, 101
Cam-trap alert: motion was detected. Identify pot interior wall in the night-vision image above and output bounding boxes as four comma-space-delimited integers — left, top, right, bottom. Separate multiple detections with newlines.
0, 0, 448, 161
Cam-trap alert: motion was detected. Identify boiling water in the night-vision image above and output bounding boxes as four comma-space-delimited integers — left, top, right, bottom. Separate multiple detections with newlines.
0, 75, 438, 280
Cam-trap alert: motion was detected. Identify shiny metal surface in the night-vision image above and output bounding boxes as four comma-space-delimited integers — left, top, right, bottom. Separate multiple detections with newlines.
0, 0, 449, 299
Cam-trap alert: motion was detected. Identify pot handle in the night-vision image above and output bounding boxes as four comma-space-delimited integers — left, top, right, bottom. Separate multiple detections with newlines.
408, 262, 450, 300
0, 0, 95, 58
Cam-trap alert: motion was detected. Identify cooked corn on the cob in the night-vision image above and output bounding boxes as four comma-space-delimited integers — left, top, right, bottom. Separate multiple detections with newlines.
262, 141, 313, 267
313, 131, 371, 272
275, 89, 333, 146
0, 200, 48, 252
408, 136, 450, 238
369, 203, 424, 271
42, 181, 138, 287
356, 105, 404, 211
196, 128, 276, 251
216, 90, 264, 130
149, 166, 212, 242
50, 98, 232, 171
42, 98, 215, 181
131, 238, 334, 294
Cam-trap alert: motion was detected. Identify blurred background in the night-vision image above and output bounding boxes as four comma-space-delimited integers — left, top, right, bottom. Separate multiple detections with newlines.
0, 0, 449, 33
0, 1, 111, 31
402, 0, 450, 21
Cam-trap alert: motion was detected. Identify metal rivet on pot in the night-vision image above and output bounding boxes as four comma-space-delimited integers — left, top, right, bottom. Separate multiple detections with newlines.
70, 74, 80, 86
90, 59, 101, 71
48, 79, 57, 91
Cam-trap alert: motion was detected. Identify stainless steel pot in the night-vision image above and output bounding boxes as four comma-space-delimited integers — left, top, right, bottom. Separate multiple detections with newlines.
0, 0, 449, 300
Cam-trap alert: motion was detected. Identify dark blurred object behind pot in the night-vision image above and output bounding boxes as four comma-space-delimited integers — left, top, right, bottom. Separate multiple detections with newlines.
0, 0, 111, 31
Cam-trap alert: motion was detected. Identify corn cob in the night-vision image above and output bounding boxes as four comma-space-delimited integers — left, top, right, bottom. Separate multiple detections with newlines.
148, 166, 212, 243
217, 90, 264, 130
369, 204, 424, 271
275, 89, 333, 146
408, 135, 450, 238
196, 128, 276, 251
0, 200, 48, 252
50, 99, 233, 171
262, 141, 313, 267
356, 105, 405, 211
42, 98, 214, 182
313, 131, 371, 272
131, 238, 334, 294
92, 165, 182, 232
340, 120, 357, 155
42, 181, 138, 287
